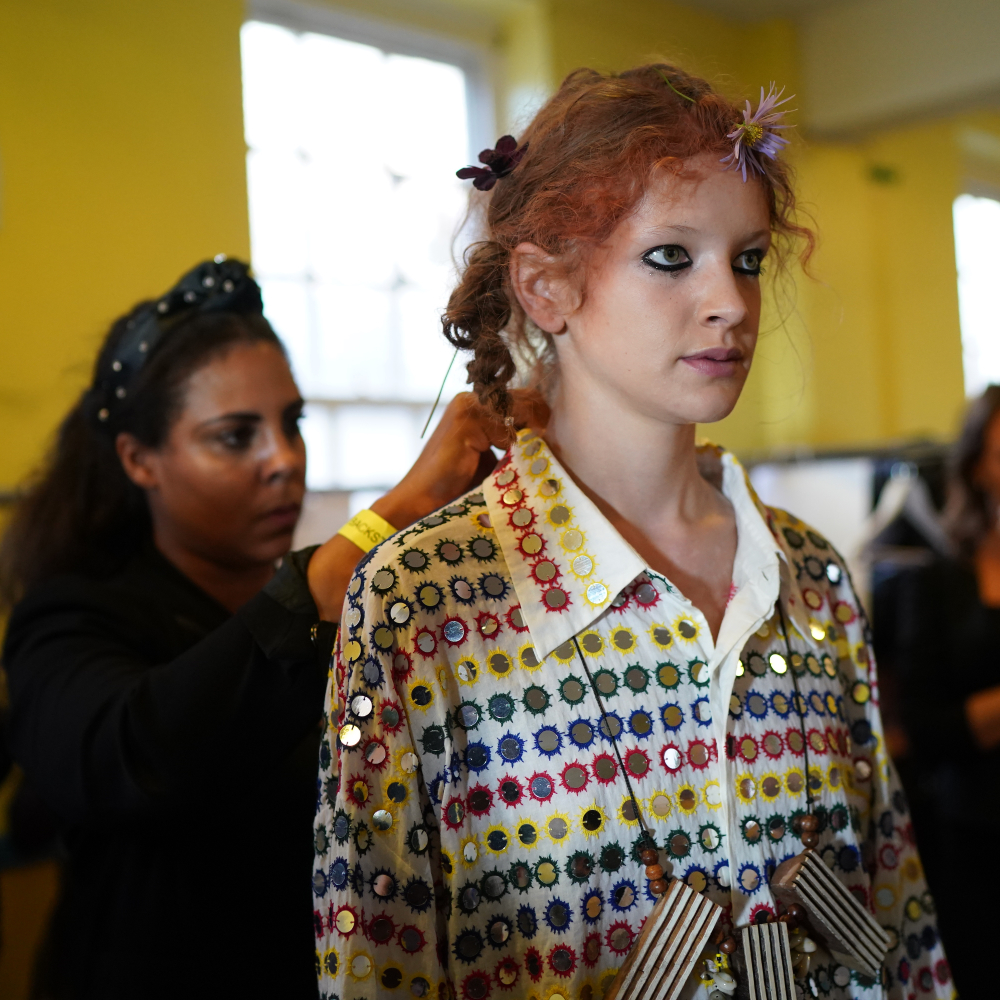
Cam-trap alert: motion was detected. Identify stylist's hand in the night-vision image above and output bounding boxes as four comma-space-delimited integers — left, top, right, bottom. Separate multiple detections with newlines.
308, 390, 548, 621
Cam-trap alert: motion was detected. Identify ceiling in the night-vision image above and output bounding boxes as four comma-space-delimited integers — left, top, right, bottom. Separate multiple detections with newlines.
670, 0, 844, 24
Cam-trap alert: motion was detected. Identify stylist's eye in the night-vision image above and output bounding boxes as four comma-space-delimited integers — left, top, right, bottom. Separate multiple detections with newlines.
283, 407, 304, 441
733, 249, 764, 275
642, 245, 692, 272
217, 423, 257, 451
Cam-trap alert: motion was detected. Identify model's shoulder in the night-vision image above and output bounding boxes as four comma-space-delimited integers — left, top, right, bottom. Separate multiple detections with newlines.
764, 505, 840, 559
351, 488, 497, 589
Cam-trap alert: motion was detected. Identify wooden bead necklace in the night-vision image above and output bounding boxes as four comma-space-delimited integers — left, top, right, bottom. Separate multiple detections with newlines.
572, 638, 667, 892
574, 637, 726, 1000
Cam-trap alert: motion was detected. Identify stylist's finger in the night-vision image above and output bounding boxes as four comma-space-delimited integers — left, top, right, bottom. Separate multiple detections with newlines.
309, 391, 544, 620
375, 389, 550, 529
373, 394, 497, 527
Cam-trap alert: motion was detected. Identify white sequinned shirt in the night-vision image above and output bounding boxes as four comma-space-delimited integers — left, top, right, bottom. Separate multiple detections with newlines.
313, 431, 951, 1000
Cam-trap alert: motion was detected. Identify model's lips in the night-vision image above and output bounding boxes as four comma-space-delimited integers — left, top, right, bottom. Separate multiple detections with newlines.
261, 503, 301, 529
680, 346, 744, 377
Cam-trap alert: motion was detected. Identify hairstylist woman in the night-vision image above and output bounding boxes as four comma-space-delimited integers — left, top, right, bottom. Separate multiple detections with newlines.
874, 384, 1000, 996
1, 258, 542, 1000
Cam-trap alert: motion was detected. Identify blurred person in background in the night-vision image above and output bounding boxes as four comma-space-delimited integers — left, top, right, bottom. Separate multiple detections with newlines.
0, 257, 543, 1000
874, 384, 1000, 997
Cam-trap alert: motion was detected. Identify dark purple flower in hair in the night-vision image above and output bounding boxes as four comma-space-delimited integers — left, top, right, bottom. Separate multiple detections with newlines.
721, 84, 794, 182
457, 135, 527, 191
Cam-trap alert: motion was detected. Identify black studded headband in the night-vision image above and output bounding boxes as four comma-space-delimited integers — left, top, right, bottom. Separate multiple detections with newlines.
89, 255, 263, 428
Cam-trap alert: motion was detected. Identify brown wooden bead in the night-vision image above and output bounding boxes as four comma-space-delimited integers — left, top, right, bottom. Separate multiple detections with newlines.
800, 814, 818, 832
639, 847, 659, 865
786, 903, 806, 923
648, 878, 669, 896
801, 831, 819, 848
645, 864, 665, 881
720, 937, 737, 955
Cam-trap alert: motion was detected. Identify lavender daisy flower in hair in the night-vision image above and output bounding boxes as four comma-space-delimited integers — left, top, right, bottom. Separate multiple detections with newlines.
456, 135, 526, 191
721, 83, 794, 182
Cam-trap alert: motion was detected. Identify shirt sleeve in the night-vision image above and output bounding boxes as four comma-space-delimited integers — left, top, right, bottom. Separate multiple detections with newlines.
313, 554, 448, 1000
4, 548, 335, 825
833, 557, 952, 998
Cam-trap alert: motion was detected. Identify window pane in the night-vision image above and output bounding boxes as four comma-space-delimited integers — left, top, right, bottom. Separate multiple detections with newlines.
954, 193, 1000, 397
241, 20, 474, 490
257, 278, 313, 385
335, 404, 423, 490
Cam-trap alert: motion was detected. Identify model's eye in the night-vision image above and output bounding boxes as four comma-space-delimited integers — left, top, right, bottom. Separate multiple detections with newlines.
643, 245, 692, 272
733, 249, 764, 275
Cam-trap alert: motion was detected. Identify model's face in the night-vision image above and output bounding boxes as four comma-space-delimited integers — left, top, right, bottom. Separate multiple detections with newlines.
120, 341, 307, 569
976, 411, 1000, 507
546, 153, 771, 426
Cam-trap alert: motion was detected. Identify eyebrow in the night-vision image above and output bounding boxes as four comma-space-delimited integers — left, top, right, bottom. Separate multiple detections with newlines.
643, 224, 697, 236
640, 225, 771, 243
197, 398, 305, 430
198, 411, 262, 429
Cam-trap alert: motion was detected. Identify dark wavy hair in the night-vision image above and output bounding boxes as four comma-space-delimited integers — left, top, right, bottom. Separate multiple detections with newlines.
941, 384, 1000, 560
0, 305, 283, 607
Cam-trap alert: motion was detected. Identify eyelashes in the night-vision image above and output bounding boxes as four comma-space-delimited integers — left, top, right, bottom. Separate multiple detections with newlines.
641, 244, 766, 276
733, 250, 764, 275
642, 245, 692, 272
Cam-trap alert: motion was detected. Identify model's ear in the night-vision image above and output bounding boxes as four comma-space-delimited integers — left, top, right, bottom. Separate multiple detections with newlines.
116, 432, 160, 491
509, 243, 579, 335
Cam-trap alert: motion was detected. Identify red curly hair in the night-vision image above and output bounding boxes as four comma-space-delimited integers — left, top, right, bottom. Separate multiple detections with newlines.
442, 63, 813, 420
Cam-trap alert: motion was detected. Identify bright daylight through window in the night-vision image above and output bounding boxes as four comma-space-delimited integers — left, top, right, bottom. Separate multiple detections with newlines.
954, 193, 1000, 398
241, 18, 478, 492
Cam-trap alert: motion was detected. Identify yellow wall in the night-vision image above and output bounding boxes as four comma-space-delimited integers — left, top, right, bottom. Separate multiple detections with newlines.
0, 0, 983, 486
0, 0, 250, 489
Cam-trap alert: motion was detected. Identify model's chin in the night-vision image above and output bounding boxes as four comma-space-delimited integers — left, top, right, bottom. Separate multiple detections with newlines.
668, 378, 747, 426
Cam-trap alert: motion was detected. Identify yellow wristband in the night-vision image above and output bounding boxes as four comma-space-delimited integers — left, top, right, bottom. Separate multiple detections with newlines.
337, 509, 397, 553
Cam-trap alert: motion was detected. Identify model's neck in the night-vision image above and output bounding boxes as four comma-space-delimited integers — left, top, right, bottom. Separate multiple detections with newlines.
544, 389, 708, 527
543, 385, 737, 640
153, 528, 275, 614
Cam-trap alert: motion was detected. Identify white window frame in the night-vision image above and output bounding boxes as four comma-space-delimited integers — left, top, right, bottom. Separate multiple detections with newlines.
245, 0, 495, 157
953, 187, 1000, 398
242, 0, 496, 495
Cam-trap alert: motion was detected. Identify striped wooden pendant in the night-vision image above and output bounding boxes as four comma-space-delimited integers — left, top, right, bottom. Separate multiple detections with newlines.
741, 921, 796, 1000
771, 849, 890, 979
604, 879, 722, 1000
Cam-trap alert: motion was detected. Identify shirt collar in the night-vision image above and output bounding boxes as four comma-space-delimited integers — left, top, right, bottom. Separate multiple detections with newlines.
734, 454, 820, 644
482, 430, 802, 660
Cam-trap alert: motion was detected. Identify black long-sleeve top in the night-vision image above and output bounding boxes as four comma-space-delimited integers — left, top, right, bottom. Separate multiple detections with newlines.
3, 543, 335, 999
875, 556, 1000, 827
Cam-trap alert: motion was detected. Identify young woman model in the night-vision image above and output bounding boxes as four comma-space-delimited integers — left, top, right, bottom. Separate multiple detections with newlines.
1, 258, 539, 999
314, 68, 950, 1000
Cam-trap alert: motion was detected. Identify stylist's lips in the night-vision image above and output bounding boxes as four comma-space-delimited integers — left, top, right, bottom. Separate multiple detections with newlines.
263, 503, 301, 529
681, 346, 743, 377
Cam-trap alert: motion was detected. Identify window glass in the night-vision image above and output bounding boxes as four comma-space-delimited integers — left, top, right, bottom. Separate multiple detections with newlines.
954, 193, 1000, 397
241, 20, 473, 489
